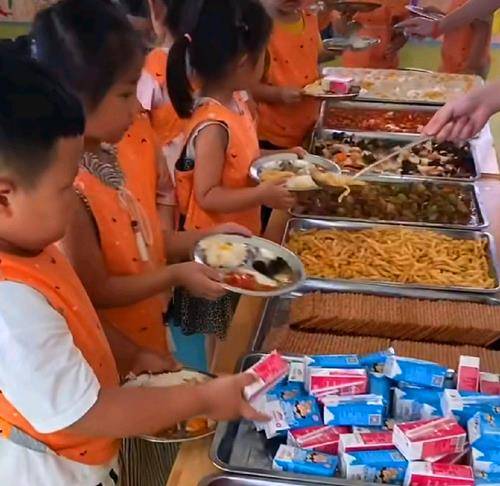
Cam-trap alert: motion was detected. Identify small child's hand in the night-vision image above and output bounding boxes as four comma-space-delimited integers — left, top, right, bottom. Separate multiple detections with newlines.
200, 373, 270, 422
395, 17, 437, 39
208, 223, 253, 238
288, 146, 308, 158
279, 87, 302, 104
131, 348, 181, 375
173, 262, 226, 300
259, 180, 296, 210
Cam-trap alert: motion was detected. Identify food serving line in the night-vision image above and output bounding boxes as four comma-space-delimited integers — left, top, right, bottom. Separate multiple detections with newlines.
167, 68, 500, 486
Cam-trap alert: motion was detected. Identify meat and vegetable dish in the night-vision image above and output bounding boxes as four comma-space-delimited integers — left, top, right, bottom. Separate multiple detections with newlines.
294, 180, 478, 227
324, 107, 433, 133
314, 134, 475, 179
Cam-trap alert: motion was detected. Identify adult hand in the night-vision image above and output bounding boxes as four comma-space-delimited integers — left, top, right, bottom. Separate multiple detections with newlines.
395, 17, 437, 38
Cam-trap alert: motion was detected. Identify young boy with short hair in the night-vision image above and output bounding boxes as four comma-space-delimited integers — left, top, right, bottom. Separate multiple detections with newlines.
0, 53, 265, 486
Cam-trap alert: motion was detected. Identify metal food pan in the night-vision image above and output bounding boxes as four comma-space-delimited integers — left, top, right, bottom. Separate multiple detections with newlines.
289, 176, 488, 230
310, 127, 480, 182
199, 473, 316, 486
250, 282, 500, 352
210, 354, 382, 486
317, 100, 438, 137
283, 218, 500, 294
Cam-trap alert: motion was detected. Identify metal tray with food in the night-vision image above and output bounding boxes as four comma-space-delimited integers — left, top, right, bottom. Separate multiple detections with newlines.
311, 129, 480, 181
284, 219, 500, 294
124, 369, 216, 443
322, 36, 380, 53
210, 353, 382, 486
321, 67, 482, 105
250, 282, 500, 352
194, 234, 305, 297
317, 100, 438, 136
290, 176, 488, 230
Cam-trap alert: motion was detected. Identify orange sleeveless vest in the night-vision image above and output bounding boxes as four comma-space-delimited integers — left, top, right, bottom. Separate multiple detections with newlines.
440, 0, 491, 75
257, 12, 320, 148
0, 245, 120, 465
176, 93, 261, 234
341, 0, 407, 69
144, 48, 186, 146
75, 115, 168, 354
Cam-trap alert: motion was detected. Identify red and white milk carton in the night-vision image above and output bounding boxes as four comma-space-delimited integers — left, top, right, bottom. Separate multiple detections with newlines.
457, 356, 480, 393
480, 372, 500, 395
426, 446, 469, 465
339, 431, 394, 454
321, 76, 353, 95
403, 462, 474, 486
288, 426, 350, 455
243, 351, 289, 402
393, 417, 466, 461
306, 368, 368, 397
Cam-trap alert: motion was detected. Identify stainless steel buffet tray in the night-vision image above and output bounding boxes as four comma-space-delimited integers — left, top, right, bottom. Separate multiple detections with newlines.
210, 354, 381, 486
283, 218, 500, 294
199, 473, 317, 486
250, 282, 500, 352
290, 176, 488, 230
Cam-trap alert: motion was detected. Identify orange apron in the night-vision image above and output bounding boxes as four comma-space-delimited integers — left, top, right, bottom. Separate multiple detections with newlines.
257, 12, 320, 148
144, 48, 186, 146
75, 115, 168, 354
440, 0, 491, 75
176, 93, 261, 234
0, 245, 120, 465
340, 0, 408, 69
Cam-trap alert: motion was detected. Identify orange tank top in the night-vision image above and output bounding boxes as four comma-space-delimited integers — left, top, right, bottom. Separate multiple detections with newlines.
257, 11, 321, 148
144, 48, 186, 146
440, 0, 491, 75
0, 245, 120, 465
75, 115, 168, 354
176, 93, 261, 234
341, 0, 407, 69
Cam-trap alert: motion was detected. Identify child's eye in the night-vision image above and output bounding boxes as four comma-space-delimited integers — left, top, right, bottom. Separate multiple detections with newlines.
119, 92, 134, 99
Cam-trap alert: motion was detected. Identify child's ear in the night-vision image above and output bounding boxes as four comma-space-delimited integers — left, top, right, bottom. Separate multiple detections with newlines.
0, 178, 15, 217
237, 54, 250, 69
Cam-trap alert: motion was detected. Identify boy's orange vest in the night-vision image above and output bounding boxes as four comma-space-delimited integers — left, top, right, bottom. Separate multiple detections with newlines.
176, 93, 261, 235
75, 115, 168, 354
257, 12, 320, 148
340, 0, 408, 69
440, 0, 491, 75
144, 48, 186, 146
0, 245, 120, 465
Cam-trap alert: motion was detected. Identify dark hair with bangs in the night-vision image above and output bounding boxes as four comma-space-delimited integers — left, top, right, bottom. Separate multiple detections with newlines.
167, 0, 272, 118
30, 0, 144, 110
0, 53, 85, 186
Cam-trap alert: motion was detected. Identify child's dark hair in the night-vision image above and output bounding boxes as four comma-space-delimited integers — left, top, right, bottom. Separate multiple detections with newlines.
0, 53, 84, 186
167, 0, 272, 118
30, 0, 144, 110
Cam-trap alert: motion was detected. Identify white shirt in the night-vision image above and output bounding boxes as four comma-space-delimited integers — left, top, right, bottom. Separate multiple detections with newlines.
0, 282, 119, 486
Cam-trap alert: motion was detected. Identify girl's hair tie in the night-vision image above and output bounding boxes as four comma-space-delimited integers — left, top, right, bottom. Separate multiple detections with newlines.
184, 33, 192, 43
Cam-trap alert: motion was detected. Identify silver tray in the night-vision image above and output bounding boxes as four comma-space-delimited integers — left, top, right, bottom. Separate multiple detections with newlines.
200, 473, 316, 486
320, 67, 482, 105
210, 354, 382, 486
323, 37, 380, 52
311, 126, 480, 183
290, 176, 488, 230
249, 153, 341, 185
194, 234, 305, 298
316, 100, 438, 138
283, 218, 500, 294
251, 282, 500, 352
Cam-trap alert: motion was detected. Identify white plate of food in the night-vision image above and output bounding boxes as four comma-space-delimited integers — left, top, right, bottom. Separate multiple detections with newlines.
194, 234, 305, 297
124, 369, 216, 443
302, 80, 361, 100
250, 153, 341, 191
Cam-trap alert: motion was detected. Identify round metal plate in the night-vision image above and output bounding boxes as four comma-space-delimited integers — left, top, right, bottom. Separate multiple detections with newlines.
124, 369, 217, 443
405, 5, 444, 21
249, 152, 341, 185
194, 234, 305, 298
302, 82, 361, 100
323, 36, 380, 52
331, 1, 382, 14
